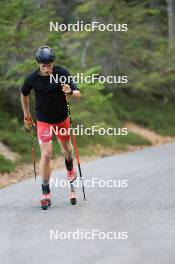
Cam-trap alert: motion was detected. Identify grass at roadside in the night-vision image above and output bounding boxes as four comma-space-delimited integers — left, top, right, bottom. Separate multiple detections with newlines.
75, 131, 151, 156
0, 155, 15, 173
114, 93, 175, 136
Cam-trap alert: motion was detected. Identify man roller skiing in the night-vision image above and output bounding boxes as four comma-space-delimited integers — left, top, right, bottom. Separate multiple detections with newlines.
20, 46, 80, 210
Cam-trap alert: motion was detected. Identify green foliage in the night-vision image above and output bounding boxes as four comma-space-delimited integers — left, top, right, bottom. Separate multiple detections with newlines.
114, 92, 175, 136
0, 155, 15, 174
70, 67, 116, 125
0, 112, 40, 165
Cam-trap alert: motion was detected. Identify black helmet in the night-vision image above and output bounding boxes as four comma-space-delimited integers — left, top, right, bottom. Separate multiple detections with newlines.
35, 46, 55, 64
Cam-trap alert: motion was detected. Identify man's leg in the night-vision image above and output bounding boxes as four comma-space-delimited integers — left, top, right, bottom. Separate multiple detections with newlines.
59, 139, 76, 177
39, 141, 52, 209
56, 117, 75, 176
36, 120, 53, 209
39, 141, 52, 184
59, 139, 77, 204
59, 139, 73, 162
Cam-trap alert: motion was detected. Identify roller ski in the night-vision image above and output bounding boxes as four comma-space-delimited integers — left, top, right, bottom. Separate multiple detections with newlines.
70, 181, 77, 205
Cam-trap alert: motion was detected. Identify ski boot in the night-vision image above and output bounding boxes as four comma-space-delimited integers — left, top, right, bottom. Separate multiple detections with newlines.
41, 184, 51, 210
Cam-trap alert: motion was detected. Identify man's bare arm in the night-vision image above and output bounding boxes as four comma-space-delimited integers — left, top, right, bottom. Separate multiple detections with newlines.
21, 93, 35, 129
21, 93, 30, 116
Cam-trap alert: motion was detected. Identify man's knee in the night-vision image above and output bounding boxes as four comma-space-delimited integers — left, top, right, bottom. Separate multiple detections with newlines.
61, 140, 72, 151
41, 151, 52, 161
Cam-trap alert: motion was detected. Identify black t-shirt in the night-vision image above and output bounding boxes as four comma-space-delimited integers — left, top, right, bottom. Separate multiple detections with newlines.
21, 66, 78, 123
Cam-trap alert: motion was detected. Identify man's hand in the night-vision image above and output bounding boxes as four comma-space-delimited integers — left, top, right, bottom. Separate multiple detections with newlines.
61, 83, 81, 99
24, 114, 35, 130
61, 83, 72, 95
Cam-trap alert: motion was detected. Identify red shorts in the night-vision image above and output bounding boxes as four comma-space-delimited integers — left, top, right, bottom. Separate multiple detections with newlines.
37, 117, 70, 144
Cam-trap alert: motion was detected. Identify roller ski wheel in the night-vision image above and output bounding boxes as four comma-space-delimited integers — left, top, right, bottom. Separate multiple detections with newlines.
70, 181, 77, 205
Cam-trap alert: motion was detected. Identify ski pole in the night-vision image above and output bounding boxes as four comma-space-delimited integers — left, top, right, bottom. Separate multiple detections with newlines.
66, 96, 87, 202
31, 125, 37, 180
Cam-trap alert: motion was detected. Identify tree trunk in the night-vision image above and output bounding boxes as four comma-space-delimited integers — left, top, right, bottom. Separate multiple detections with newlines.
81, 40, 90, 68
150, 0, 158, 8
167, 0, 175, 46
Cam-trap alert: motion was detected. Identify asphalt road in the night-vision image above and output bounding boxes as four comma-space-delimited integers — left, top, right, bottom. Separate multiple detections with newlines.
0, 143, 175, 264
